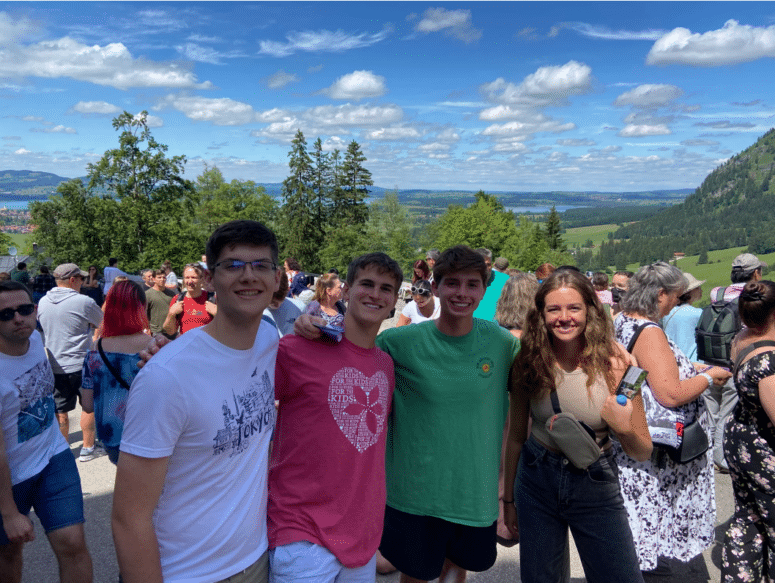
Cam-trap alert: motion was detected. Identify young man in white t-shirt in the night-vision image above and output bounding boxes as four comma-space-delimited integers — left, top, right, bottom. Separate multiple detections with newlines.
112, 220, 282, 583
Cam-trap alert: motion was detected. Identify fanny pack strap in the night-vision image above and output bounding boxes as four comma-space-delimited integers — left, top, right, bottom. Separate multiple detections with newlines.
549, 390, 609, 448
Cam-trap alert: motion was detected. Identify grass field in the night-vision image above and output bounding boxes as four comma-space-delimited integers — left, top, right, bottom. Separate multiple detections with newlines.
5, 232, 31, 253
619, 246, 775, 307
563, 224, 619, 247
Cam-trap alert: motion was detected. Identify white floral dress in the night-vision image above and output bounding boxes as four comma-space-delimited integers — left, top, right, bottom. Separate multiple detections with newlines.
614, 314, 716, 571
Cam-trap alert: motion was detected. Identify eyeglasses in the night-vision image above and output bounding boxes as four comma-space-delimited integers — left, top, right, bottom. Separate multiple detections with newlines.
214, 259, 277, 274
411, 286, 431, 296
0, 304, 35, 322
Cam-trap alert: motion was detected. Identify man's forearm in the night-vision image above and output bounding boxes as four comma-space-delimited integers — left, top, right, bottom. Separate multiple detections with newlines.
162, 314, 178, 336
112, 515, 164, 583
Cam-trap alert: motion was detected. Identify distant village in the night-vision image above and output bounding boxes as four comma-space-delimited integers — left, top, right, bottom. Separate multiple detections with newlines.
0, 206, 34, 234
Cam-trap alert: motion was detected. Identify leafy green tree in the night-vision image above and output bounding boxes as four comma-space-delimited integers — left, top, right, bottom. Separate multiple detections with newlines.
433, 191, 517, 255
365, 190, 417, 273
317, 223, 370, 274
191, 165, 278, 238
86, 111, 196, 270
280, 130, 322, 271
0, 231, 12, 251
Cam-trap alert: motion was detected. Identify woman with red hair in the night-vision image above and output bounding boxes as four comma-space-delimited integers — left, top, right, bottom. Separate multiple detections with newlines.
81, 281, 151, 463
411, 259, 431, 284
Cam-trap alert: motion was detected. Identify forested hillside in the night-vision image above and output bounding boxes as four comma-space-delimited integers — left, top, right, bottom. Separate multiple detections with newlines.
607, 128, 775, 265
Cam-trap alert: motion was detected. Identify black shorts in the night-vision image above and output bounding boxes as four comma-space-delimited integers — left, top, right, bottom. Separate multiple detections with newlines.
379, 505, 497, 580
53, 372, 83, 413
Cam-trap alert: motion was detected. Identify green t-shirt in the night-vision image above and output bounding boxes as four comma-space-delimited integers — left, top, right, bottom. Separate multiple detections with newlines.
376, 319, 519, 526
472, 269, 509, 322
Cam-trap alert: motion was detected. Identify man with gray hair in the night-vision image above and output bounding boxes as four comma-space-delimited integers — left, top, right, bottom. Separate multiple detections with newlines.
37, 264, 103, 462
702, 252, 767, 472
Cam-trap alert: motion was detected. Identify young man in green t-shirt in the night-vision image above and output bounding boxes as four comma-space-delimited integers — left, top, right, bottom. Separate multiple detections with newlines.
296, 245, 519, 583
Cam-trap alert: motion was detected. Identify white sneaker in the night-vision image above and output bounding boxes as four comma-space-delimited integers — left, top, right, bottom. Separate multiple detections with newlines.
79, 445, 103, 462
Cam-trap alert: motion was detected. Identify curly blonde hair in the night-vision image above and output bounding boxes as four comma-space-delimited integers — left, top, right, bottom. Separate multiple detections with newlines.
511, 268, 622, 399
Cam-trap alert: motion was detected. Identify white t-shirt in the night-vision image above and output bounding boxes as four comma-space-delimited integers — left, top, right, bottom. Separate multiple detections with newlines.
165, 271, 178, 288
121, 325, 279, 583
401, 299, 441, 324
0, 331, 69, 484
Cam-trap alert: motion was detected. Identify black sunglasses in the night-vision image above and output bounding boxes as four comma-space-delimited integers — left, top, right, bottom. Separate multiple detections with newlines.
0, 303, 35, 322
411, 286, 431, 296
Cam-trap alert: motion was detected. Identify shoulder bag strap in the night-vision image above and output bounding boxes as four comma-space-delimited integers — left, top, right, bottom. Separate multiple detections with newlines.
626, 321, 657, 353
549, 389, 610, 448
97, 338, 131, 390
733, 340, 775, 377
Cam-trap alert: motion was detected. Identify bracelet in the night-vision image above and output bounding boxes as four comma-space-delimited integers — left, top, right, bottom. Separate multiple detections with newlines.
502, 499, 514, 504
699, 372, 713, 387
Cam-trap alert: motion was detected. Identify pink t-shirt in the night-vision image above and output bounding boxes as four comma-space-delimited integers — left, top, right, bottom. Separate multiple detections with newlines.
595, 289, 613, 306
268, 335, 395, 568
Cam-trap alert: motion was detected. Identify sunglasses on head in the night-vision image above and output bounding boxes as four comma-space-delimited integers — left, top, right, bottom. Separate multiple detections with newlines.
0, 303, 35, 322
411, 286, 431, 296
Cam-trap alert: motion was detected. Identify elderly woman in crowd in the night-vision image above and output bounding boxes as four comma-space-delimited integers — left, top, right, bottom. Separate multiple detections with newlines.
495, 272, 539, 339
614, 261, 731, 574
304, 272, 345, 327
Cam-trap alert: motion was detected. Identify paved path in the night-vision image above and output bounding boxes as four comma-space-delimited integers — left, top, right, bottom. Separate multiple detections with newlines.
22, 308, 733, 582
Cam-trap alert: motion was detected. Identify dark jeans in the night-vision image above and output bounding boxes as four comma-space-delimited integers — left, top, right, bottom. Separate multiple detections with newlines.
515, 436, 644, 583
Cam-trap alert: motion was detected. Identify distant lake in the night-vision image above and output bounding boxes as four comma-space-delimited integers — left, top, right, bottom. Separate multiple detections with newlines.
506, 205, 584, 213
0, 200, 33, 210
1, 198, 586, 215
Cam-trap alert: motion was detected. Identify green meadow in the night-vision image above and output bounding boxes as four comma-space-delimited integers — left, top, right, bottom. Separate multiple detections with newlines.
563, 224, 619, 247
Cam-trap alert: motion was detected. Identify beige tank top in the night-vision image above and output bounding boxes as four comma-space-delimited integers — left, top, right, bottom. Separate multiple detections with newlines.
530, 367, 611, 447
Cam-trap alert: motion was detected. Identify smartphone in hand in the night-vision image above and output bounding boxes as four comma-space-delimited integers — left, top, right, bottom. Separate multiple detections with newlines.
617, 365, 648, 400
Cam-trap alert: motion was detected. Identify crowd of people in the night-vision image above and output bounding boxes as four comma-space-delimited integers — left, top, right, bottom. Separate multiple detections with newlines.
1, 226, 775, 583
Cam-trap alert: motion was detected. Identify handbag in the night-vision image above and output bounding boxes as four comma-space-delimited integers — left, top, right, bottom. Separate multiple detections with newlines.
627, 322, 709, 463
544, 390, 606, 470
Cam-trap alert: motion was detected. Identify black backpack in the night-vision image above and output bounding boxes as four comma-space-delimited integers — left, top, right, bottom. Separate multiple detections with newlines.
695, 286, 742, 367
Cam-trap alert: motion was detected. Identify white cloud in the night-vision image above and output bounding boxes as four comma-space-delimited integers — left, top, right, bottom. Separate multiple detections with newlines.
321, 70, 387, 100
613, 84, 683, 108
265, 70, 298, 89
435, 128, 460, 143
21, 116, 45, 122
141, 113, 164, 128
0, 12, 40, 46
0, 14, 212, 90
14, 148, 31, 155
557, 138, 596, 146
70, 101, 122, 115
481, 61, 593, 107
155, 95, 256, 126
175, 43, 224, 65
366, 127, 422, 140
618, 124, 671, 137
258, 27, 391, 58
30, 125, 77, 134
562, 22, 665, 41
415, 8, 482, 43
647, 20, 775, 66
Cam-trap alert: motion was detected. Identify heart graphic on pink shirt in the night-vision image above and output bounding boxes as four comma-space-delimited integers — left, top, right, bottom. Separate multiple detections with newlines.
328, 367, 389, 453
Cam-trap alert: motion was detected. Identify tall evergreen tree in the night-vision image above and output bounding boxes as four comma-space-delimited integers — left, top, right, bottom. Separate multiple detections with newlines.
281, 130, 321, 271
544, 205, 565, 251
311, 138, 333, 224
333, 140, 371, 229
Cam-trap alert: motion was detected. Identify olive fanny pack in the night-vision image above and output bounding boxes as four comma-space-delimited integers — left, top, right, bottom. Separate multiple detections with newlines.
545, 389, 608, 470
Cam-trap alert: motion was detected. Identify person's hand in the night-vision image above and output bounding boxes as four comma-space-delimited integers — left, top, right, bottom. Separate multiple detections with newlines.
168, 301, 184, 317
205, 301, 217, 317
1, 511, 34, 544
293, 314, 326, 339
600, 393, 634, 435
138, 335, 172, 368
503, 500, 519, 542
707, 366, 732, 385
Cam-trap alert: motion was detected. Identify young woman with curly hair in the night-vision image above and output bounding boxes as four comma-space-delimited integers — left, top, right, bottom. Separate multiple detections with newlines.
503, 268, 652, 583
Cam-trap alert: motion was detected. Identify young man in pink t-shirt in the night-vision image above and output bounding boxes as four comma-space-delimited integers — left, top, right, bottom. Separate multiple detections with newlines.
268, 253, 402, 583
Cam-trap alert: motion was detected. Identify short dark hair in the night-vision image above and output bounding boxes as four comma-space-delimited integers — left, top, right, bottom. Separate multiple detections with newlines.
433, 245, 488, 286
284, 257, 301, 271
39, 265, 49, 274
346, 253, 403, 290
274, 267, 289, 301
0, 280, 33, 302
206, 220, 278, 271
17, 262, 27, 270
109, 258, 118, 266
731, 266, 761, 284
150, 269, 163, 278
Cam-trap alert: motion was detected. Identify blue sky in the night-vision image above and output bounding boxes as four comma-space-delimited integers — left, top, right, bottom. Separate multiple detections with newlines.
2, 2, 775, 192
